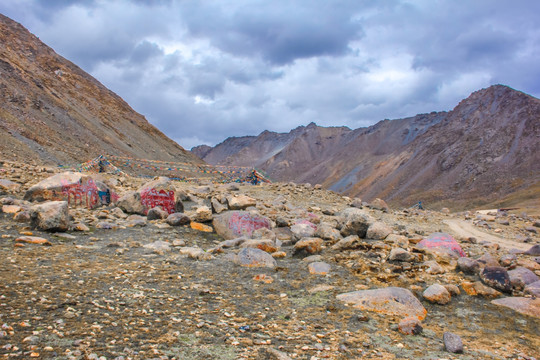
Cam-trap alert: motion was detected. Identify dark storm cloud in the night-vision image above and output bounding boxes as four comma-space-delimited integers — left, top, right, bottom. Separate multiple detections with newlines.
180, 1, 364, 64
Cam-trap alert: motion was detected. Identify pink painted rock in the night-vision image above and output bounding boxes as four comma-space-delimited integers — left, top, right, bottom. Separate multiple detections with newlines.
337, 287, 427, 320
213, 211, 272, 240
491, 297, 540, 319
417, 233, 466, 257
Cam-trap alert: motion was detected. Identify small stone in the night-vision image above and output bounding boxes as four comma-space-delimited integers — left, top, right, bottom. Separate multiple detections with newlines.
398, 317, 423, 335
480, 266, 512, 293
166, 212, 191, 226
366, 221, 392, 240
461, 281, 501, 298
425, 260, 444, 274
308, 261, 331, 275
443, 332, 463, 353
389, 248, 414, 262
423, 284, 451, 305
147, 207, 168, 220
293, 237, 323, 256
457, 257, 480, 274
234, 248, 277, 268
227, 195, 257, 210
508, 267, 539, 290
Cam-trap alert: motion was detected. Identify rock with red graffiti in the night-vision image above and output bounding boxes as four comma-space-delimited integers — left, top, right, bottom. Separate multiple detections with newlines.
24, 172, 113, 209
117, 177, 178, 215
213, 211, 273, 240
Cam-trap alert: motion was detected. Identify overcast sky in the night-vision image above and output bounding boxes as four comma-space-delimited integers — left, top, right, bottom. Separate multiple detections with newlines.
1, 1, 539, 149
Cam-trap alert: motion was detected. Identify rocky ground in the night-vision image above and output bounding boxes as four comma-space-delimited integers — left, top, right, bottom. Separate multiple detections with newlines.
0, 160, 539, 360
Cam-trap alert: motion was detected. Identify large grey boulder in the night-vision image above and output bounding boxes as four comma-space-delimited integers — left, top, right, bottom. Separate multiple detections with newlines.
30, 201, 69, 231
338, 208, 374, 237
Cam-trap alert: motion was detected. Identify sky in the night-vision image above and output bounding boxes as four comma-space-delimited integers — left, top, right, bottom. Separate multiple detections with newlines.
1, 1, 539, 149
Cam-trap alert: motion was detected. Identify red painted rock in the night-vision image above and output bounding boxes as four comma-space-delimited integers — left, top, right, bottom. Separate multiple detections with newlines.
24, 172, 112, 209
417, 233, 466, 257
118, 177, 177, 215
213, 211, 272, 240
337, 287, 427, 320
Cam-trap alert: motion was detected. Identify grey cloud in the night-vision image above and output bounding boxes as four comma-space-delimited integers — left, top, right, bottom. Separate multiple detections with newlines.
180, 1, 364, 64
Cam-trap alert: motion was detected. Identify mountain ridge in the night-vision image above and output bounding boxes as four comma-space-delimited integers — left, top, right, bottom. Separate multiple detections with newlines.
0, 13, 202, 168
193, 84, 540, 210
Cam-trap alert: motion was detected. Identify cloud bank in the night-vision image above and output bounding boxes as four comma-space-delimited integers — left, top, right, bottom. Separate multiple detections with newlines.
1, 0, 539, 148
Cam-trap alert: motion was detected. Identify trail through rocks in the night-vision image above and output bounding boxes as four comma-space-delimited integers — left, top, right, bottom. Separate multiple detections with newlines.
444, 219, 531, 251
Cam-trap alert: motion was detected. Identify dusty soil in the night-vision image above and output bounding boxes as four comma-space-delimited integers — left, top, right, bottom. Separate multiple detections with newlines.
1, 163, 539, 360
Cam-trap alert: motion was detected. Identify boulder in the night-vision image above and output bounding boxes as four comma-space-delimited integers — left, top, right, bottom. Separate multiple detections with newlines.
524, 244, 540, 256
314, 224, 342, 242
491, 297, 540, 319
240, 239, 279, 253
388, 248, 414, 262
0, 179, 20, 192
213, 211, 272, 240
332, 235, 361, 251
138, 177, 177, 215
417, 233, 466, 257
457, 257, 480, 274
227, 194, 257, 210
386, 234, 409, 248
30, 201, 69, 232
423, 284, 451, 305
290, 223, 316, 241
480, 266, 512, 293
336, 287, 427, 320
308, 262, 331, 275
24, 172, 113, 208
366, 221, 392, 240
117, 191, 145, 215
211, 197, 227, 214
234, 248, 277, 268
293, 237, 323, 256
147, 207, 168, 220
398, 317, 423, 335
508, 267, 539, 290
166, 213, 191, 226
461, 281, 501, 298
369, 198, 389, 212
193, 205, 213, 222
524, 280, 540, 297
443, 332, 464, 354
338, 208, 374, 237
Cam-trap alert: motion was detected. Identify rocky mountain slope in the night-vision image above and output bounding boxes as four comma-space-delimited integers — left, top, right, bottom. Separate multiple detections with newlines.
193, 85, 540, 210
0, 14, 202, 167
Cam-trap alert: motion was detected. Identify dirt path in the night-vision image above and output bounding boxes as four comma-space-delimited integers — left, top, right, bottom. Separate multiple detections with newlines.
444, 218, 530, 251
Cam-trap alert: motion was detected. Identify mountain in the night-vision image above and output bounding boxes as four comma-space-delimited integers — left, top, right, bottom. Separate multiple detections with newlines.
194, 85, 540, 210
0, 14, 202, 167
